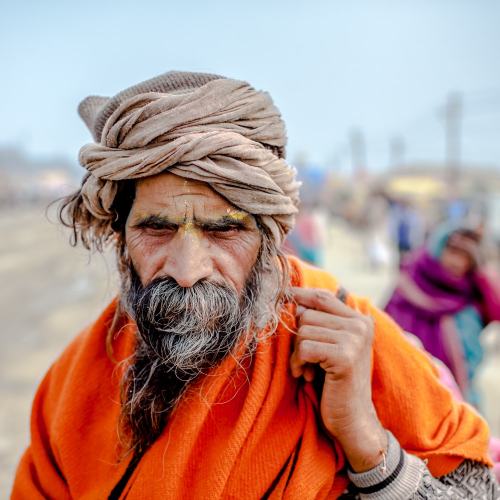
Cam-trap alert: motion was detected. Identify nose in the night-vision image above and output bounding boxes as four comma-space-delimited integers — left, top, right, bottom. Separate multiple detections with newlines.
161, 229, 213, 288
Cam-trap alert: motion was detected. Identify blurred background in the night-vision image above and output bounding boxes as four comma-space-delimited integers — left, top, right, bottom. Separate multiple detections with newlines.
2, 0, 500, 492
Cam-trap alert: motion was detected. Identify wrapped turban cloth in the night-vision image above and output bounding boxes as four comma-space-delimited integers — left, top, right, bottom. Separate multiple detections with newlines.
76, 71, 300, 245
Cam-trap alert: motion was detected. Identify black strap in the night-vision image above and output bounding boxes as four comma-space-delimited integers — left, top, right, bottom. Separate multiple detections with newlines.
108, 451, 144, 500
355, 448, 405, 495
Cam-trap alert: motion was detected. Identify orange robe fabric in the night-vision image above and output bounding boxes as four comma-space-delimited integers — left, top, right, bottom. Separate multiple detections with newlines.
12, 256, 491, 499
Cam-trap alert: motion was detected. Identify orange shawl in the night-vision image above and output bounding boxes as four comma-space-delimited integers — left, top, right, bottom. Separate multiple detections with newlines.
12, 257, 491, 499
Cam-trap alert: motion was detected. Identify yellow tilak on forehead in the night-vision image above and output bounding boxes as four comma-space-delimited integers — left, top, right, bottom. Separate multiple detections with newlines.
226, 209, 249, 221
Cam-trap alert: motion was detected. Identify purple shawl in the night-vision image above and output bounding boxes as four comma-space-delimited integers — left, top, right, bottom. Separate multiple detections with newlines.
384, 249, 479, 368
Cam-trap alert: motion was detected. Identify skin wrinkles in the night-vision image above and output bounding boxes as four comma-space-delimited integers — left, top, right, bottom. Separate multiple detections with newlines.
125, 172, 386, 473
125, 172, 262, 292
119, 174, 282, 456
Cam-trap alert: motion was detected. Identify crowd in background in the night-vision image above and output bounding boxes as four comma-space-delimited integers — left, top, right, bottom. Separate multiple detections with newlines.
286, 169, 500, 479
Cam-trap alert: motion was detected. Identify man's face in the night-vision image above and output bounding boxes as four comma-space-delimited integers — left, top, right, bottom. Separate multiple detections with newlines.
125, 172, 262, 292
119, 173, 266, 452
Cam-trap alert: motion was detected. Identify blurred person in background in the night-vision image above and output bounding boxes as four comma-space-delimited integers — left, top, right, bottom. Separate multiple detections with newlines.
447, 196, 470, 224
388, 197, 425, 266
363, 190, 392, 269
284, 202, 327, 266
385, 224, 500, 406
11, 72, 499, 499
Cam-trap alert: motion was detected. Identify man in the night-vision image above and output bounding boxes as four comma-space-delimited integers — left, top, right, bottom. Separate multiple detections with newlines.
12, 72, 498, 499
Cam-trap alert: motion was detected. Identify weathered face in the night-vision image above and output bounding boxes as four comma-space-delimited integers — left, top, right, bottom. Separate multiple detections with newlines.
125, 172, 262, 293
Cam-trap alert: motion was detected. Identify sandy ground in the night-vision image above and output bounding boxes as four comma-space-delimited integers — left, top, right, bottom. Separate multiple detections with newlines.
1, 207, 499, 494
0, 206, 118, 494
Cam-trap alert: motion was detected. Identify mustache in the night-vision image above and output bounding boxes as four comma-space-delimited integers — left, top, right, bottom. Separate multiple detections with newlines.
134, 277, 239, 334
125, 266, 249, 373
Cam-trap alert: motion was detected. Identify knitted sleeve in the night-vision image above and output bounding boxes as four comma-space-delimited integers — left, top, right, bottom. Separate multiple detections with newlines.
342, 431, 499, 499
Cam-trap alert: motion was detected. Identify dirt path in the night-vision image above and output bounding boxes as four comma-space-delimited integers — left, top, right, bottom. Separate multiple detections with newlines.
0, 206, 116, 492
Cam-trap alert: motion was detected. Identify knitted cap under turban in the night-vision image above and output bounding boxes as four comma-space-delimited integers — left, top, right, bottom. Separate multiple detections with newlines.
76, 71, 300, 245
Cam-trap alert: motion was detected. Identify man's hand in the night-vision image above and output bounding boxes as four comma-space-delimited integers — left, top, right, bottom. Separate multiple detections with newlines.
290, 287, 387, 472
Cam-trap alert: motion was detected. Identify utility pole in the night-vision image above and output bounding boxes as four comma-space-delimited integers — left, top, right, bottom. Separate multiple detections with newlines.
349, 128, 367, 180
444, 92, 463, 182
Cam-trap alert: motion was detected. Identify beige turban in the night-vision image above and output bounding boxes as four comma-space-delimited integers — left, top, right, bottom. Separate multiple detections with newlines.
77, 71, 300, 244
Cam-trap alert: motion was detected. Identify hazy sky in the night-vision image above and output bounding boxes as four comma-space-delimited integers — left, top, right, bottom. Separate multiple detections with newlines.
2, 0, 500, 172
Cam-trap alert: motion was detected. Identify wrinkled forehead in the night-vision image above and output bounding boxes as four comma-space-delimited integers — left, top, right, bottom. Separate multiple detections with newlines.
129, 171, 249, 221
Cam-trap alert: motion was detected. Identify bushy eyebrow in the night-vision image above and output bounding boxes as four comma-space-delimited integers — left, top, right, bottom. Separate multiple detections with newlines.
131, 214, 176, 229
131, 214, 250, 231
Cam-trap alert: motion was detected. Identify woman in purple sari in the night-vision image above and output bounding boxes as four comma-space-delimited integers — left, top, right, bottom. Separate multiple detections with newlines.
384, 224, 500, 405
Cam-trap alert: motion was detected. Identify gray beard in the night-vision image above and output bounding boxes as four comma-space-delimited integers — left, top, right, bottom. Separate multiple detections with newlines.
118, 261, 263, 455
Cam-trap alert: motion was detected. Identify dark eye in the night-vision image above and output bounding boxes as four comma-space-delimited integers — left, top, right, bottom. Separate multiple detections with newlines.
207, 225, 241, 236
149, 223, 172, 230
143, 224, 177, 235
216, 226, 239, 232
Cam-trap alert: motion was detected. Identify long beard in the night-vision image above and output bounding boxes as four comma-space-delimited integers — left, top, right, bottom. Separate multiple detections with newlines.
119, 263, 261, 455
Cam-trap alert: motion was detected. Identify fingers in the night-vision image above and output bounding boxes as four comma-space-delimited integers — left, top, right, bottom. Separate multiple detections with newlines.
295, 299, 373, 345
290, 326, 344, 379
293, 340, 341, 371
297, 308, 357, 331
297, 324, 344, 343
303, 364, 316, 382
293, 339, 366, 377
290, 344, 315, 379
290, 287, 374, 382
292, 287, 355, 317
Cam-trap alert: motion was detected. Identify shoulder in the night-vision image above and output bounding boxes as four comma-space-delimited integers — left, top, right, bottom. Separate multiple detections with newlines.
35, 300, 133, 426
49, 300, 125, 382
287, 255, 340, 292
287, 254, 377, 313
21, 301, 134, 491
